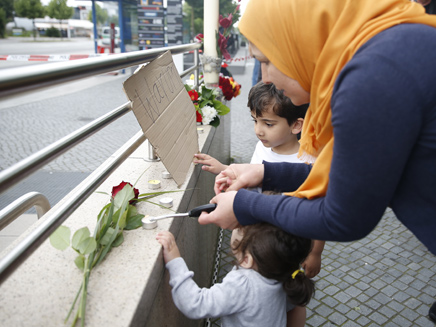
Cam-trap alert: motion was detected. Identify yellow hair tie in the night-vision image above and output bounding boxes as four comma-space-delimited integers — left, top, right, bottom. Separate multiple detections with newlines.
292, 269, 304, 279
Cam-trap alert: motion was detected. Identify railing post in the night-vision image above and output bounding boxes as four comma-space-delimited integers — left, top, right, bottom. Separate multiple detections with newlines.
145, 140, 160, 162
194, 48, 199, 87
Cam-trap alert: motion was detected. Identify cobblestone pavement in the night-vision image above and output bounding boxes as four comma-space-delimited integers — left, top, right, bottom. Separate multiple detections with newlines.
213, 51, 436, 327
0, 72, 141, 212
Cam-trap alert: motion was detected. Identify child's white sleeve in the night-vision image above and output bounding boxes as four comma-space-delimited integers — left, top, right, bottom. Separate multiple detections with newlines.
166, 258, 249, 319
250, 141, 262, 164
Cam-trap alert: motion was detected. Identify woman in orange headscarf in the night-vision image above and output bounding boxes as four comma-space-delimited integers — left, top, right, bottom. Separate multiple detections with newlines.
198, 0, 436, 320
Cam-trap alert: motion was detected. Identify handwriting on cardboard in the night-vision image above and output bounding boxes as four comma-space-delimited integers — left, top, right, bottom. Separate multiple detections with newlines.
123, 51, 199, 186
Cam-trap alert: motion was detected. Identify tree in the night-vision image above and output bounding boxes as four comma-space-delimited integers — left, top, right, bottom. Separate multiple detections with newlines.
0, 8, 6, 38
47, 0, 73, 39
0, 0, 14, 22
88, 3, 108, 27
108, 15, 118, 27
14, 0, 45, 40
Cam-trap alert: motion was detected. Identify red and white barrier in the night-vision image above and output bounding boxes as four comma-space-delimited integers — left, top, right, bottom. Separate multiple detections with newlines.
0, 53, 253, 63
0, 54, 110, 62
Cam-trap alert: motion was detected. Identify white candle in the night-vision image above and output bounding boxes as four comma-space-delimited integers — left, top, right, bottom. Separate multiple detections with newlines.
159, 197, 174, 208
203, 0, 220, 85
204, 0, 219, 58
148, 179, 161, 190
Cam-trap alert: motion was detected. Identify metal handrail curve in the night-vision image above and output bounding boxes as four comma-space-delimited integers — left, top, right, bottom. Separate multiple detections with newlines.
0, 192, 51, 230
0, 43, 201, 284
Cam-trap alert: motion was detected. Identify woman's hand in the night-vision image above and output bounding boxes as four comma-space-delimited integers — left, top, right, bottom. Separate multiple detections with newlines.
214, 164, 265, 194
156, 231, 181, 264
194, 153, 228, 175
198, 191, 241, 230
301, 252, 322, 278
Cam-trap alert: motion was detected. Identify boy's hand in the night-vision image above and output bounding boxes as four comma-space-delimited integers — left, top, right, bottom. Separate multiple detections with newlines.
194, 153, 228, 175
156, 231, 181, 264
214, 164, 264, 194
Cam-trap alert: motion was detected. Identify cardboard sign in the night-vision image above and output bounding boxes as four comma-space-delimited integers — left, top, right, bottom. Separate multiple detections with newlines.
123, 51, 199, 186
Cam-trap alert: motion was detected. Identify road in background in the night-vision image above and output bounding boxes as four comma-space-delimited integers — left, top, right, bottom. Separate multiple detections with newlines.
0, 37, 141, 250
0, 37, 96, 69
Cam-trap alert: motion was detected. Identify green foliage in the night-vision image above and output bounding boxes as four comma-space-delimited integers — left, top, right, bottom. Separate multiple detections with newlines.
14, 0, 44, 20
88, 3, 108, 26
185, 84, 230, 128
0, 0, 14, 21
45, 26, 60, 37
47, 0, 73, 21
108, 15, 118, 26
14, 0, 44, 40
0, 8, 6, 38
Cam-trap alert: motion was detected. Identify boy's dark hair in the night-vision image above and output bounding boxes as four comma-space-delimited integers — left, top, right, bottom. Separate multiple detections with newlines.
247, 81, 309, 126
231, 223, 315, 306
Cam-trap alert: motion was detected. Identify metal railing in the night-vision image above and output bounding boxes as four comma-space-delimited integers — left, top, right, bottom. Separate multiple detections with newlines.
0, 43, 201, 284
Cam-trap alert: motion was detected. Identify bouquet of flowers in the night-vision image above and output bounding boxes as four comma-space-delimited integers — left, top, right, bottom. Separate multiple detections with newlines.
50, 181, 180, 327
195, 0, 241, 61
219, 74, 241, 101
185, 83, 230, 127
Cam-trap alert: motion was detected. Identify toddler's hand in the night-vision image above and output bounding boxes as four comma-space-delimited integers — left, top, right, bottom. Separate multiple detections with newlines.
156, 231, 181, 264
194, 153, 228, 175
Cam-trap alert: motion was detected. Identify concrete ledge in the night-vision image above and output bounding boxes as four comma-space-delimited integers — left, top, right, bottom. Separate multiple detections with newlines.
0, 114, 230, 327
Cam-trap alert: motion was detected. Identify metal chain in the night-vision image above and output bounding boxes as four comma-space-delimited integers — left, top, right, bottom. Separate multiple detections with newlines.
205, 228, 224, 327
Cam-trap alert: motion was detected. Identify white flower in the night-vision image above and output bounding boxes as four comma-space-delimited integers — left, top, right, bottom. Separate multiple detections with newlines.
201, 105, 218, 125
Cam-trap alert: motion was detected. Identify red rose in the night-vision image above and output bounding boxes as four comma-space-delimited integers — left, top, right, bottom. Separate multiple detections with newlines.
111, 181, 139, 204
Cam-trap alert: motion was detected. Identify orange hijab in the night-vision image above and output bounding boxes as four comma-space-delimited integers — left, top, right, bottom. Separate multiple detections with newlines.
239, 0, 436, 199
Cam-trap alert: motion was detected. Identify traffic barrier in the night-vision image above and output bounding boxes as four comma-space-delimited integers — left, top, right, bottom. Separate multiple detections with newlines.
0, 53, 253, 62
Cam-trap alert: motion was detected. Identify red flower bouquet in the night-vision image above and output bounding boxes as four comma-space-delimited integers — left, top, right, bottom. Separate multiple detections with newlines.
219, 75, 241, 101
185, 84, 230, 127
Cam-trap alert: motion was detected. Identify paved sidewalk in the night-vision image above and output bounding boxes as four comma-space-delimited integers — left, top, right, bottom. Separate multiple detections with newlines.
215, 48, 436, 327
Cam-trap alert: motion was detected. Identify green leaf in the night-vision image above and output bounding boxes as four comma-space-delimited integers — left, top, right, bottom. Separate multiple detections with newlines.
127, 204, 138, 217
77, 237, 97, 255
213, 100, 230, 116
184, 84, 192, 92
93, 223, 121, 267
100, 227, 115, 246
72, 227, 91, 250
49, 225, 71, 251
112, 232, 124, 247
201, 85, 213, 99
137, 189, 184, 199
74, 255, 85, 271
112, 208, 121, 225
118, 210, 128, 230
199, 98, 213, 108
96, 203, 111, 239
209, 116, 221, 127
125, 214, 145, 230
113, 184, 135, 211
